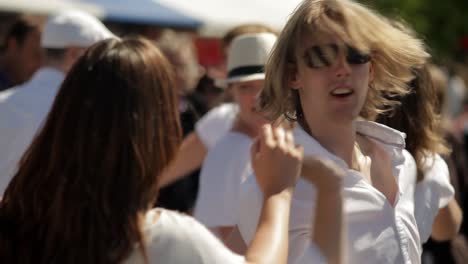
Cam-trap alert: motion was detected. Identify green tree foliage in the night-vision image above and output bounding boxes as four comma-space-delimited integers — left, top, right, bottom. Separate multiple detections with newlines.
358, 0, 468, 61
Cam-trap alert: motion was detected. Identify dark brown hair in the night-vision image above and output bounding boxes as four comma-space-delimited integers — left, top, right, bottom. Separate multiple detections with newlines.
0, 37, 182, 263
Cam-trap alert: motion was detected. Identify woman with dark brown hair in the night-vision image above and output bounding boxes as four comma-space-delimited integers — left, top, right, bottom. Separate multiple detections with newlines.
0, 37, 308, 263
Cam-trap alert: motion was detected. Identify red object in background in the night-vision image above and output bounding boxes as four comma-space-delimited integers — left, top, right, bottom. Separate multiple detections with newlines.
459, 36, 468, 50
194, 37, 224, 66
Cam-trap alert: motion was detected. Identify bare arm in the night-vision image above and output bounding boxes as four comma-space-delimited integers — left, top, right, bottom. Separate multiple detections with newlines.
313, 191, 345, 264
245, 190, 294, 264
302, 157, 346, 264
159, 132, 208, 187
431, 198, 463, 241
244, 125, 303, 264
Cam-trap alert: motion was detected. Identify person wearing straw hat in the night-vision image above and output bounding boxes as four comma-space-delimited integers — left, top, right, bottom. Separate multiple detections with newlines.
0, 10, 115, 195
193, 33, 275, 252
159, 24, 279, 189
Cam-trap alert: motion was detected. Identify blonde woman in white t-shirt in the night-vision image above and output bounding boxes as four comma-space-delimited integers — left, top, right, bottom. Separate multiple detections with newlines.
0, 37, 317, 264
236, 1, 432, 264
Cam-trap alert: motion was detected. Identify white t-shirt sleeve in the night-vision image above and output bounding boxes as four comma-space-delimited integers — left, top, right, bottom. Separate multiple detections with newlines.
131, 209, 245, 264
184, 214, 246, 264
194, 133, 252, 228
424, 154, 455, 208
414, 154, 456, 243
195, 103, 238, 149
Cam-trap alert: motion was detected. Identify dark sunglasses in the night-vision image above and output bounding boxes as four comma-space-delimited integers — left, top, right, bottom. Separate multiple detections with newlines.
302, 43, 371, 69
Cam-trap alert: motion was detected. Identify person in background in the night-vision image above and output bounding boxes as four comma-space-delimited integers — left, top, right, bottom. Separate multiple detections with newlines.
159, 23, 278, 188
424, 64, 468, 264
194, 74, 224, 110
155, 30, 206, 213
0, 17, 42, 92
376, 64, 463, 263
194, 32, 276, 252
0, 10, 115, 195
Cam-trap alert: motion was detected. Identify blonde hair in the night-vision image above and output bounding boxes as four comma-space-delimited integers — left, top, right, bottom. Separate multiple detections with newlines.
260, 0, 430, 122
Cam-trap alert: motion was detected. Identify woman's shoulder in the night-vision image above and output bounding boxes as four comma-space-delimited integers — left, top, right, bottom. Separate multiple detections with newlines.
126, 209, 203, 263
143, 208, 237, 248
137, 208, 244, 264
143, 208, 200, 236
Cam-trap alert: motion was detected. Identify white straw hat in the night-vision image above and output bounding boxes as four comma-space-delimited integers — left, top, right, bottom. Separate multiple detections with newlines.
218, 32, 277, 87
41, 10, 115, 49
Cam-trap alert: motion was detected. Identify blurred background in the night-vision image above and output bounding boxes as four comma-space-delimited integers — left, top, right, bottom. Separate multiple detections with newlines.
0, 1, 467, 263
0, 0, 467, 79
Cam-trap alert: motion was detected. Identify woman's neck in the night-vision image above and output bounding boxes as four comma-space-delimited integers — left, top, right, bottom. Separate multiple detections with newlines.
302, 117, 357, 168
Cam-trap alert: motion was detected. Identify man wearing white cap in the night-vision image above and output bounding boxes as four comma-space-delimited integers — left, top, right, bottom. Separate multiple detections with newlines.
0, 10, 114, 194
193, 32, 276, 252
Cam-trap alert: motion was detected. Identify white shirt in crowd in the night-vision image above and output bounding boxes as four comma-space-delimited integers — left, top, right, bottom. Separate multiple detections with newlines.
237, 121, 421, 264
0, 67, 64, 194
194, 132, 253, 228
195, 103, 239, 149
414, 154, 455, 244
125, 208, 245, 264
125, 208, 325, 264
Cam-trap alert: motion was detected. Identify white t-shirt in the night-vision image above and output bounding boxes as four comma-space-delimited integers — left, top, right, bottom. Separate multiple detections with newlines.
237, 121, 421, 264
194, 132, 253, 227
195, 103, 239, 149
125, 208, 245, 264
414, 154, 455, 244
0, 68, 64, 195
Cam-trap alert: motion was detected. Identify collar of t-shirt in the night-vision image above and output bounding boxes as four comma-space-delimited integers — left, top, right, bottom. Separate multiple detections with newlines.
293, 120, 406, 168
293, 120, 407, 201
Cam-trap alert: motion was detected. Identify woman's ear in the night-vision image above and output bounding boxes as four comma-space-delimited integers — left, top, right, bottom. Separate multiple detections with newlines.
287, 63, 301, 90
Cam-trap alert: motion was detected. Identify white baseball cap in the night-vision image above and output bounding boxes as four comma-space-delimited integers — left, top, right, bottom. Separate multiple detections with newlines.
217, 32, 277, 87
41, 10, 115, 49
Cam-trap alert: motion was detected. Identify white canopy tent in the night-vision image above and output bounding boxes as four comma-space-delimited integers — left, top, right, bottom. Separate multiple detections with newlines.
157, 0, 304, 36
0, 0, 302, 34
0, 0, 202, 29
0, 0, 104, 17
73, 0, 202, 29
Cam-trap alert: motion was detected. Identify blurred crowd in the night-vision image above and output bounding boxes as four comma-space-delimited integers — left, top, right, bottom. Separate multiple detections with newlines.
0, 0, 467, 263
